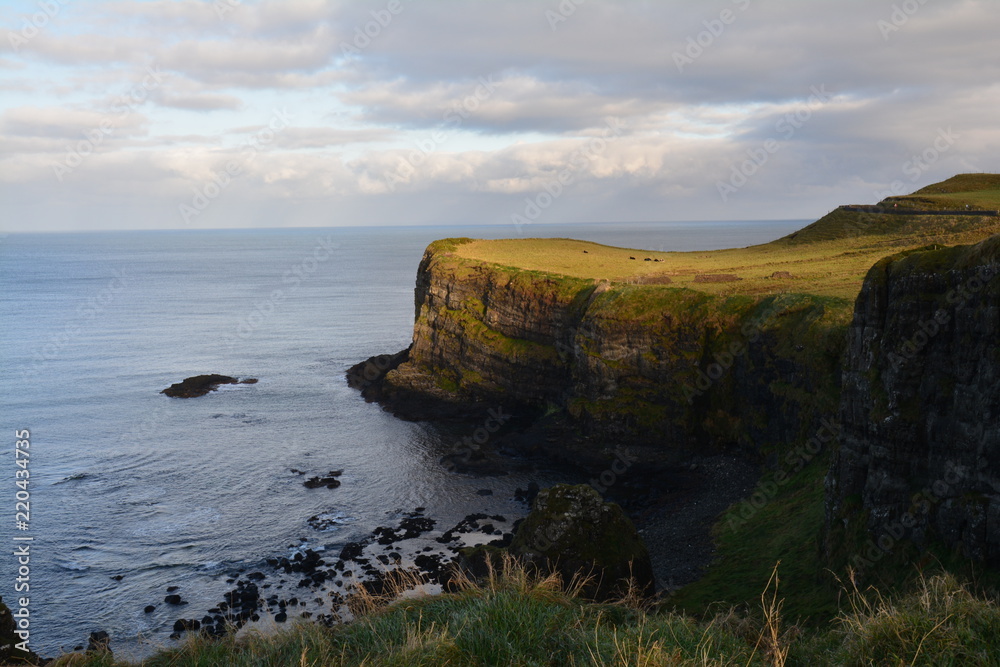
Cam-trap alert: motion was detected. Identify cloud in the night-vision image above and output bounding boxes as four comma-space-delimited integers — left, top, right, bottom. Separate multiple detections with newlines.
154, 91, 243, 111
0, 106, 149, 140
1, 0, 999, 232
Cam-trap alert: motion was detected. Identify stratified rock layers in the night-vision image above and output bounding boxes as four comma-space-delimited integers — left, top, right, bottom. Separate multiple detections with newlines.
827, 237, 1000, 564
356, 239, 848, 465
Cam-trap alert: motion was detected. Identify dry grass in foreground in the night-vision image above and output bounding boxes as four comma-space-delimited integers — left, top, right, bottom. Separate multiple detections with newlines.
46, 556, 1000, 666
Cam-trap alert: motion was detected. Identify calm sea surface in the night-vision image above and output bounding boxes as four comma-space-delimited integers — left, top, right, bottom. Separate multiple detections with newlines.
0, 220, 805, 657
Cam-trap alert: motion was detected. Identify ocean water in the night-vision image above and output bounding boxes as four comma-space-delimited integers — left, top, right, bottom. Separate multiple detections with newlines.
0, 220, 805, 658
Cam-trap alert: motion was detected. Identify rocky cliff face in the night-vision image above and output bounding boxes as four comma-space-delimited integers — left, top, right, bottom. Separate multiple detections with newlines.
352, 239, 849, 467
827, 236, 1000, 565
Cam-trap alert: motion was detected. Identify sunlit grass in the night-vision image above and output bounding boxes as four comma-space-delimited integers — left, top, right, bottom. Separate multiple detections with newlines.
454, 210, 1000, 301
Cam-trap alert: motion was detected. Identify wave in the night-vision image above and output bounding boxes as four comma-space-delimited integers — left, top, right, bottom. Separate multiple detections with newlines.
54, 558, 91, 572
53, 472, 89, 484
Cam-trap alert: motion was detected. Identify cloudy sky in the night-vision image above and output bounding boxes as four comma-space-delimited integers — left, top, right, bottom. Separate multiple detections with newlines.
1, 0, 998, 232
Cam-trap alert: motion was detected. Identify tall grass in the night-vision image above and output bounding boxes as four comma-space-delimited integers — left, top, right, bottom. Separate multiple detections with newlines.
46, 558, 1000, 667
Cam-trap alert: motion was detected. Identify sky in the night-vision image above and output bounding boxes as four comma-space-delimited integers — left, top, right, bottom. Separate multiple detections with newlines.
1, 0, 998, 232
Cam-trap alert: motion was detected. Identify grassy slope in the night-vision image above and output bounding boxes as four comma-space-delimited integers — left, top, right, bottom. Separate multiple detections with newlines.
452, 174, 1000, 301
440, 175, 1000, 631
889, 173, 1000, 210
52, 561, 1000, 667
54, 177, 1000, 666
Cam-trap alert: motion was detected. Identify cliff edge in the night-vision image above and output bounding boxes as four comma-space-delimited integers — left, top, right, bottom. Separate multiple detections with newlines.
827, 235, 1000, 565
351, 238, 848, 468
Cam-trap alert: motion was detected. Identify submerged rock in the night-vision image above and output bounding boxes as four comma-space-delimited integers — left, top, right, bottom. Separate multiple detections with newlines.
303, 470, 343, 489
161, 374, 257, 398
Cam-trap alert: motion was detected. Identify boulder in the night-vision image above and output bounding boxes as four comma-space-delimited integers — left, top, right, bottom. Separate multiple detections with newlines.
508, 484, 655, 600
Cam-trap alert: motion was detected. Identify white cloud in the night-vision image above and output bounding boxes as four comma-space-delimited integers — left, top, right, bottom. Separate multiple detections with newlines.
1, 0, 999, 232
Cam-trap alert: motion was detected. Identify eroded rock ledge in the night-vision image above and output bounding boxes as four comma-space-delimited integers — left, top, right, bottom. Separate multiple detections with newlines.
161, 374, 258, 398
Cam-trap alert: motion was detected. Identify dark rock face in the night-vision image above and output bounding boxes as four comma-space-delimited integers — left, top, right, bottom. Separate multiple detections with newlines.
161, 374, 257, 398
508, 484, 655, 600
827, 237, 1000, 565
1, 597, 39, 663
350, 239, 845, 466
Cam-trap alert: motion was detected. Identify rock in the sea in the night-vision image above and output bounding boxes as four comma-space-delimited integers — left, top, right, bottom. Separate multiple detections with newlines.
508, 484, 655, 600
303, 470, 343, 489
161, 374, 257, 398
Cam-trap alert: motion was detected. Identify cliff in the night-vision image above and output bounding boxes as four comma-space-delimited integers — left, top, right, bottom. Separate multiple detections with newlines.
351, 238, 850, 468
826, 235, 1000, 565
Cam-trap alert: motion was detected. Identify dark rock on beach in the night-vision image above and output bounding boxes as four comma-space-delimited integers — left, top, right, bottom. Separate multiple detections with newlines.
508, 484, 655, 601
161, 374, 258, 398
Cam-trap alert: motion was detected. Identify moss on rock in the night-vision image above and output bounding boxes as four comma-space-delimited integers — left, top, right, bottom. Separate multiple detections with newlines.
508, 484, 655, 601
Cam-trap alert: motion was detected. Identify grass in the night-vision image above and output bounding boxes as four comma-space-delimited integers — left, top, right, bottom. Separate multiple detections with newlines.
893, 173, 1000, 210
448, 175, 1000, 301
669, 451, 847, 629
48, 556, 1000, 667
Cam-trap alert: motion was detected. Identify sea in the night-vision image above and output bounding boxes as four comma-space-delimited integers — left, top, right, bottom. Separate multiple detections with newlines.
0, 219, 806, 659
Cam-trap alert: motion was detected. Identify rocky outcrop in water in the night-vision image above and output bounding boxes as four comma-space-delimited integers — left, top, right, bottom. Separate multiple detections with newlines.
827, 236, 1000, 565
161, 374, 257, 398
